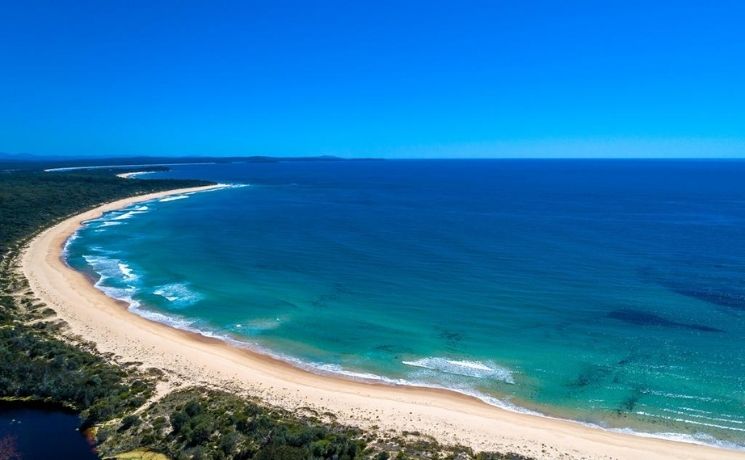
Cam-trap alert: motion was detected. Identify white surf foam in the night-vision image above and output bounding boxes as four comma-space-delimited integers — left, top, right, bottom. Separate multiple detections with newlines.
124, 171, 155, 179
62, 231, 79, 257
118, 262, 137, 280
128, 303, 201, 331
82, 254, 139, 285
105, 203, 152, 221
153, 282, 203, 307
159, 195, 189, 202
112, 212, 132, 221
82, 255, 118, 281
610, 426, 745, 451
184, 183, 250, 194
402, 357, 515, 384
286, 361, 535, 415
233, 318, 283, 333
635, 411, 745, 433
661, 408, 744, 425
153, 182, 248, 202
112, 210, 142, 221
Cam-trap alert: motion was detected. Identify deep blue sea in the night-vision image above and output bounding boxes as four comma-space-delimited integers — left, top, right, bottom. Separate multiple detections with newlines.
65, 160, 745, 448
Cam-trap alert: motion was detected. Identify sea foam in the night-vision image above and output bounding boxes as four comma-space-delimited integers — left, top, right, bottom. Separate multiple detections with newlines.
153, 282, 203, 307
402, 357, 515, 384
160, 195, 189, 202
83, 254, 136, 282
118, 262, 137, 280
99, 221, 123, 227
62, 231, 79, 257
232, 318, 283, 333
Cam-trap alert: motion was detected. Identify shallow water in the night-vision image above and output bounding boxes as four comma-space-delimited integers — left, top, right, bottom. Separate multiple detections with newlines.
66, 160, 745, 448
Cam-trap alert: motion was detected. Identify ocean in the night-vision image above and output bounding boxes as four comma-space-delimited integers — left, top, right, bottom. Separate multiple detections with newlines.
65, 160, 745, 448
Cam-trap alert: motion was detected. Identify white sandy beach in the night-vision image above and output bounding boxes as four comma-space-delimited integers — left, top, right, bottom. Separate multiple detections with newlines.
20, 185, 745, 460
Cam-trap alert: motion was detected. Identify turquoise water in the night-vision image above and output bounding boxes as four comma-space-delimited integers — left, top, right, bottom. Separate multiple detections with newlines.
66, 160, 745, 448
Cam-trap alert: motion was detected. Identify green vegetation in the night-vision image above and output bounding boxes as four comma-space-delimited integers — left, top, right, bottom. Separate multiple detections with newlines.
0, 165, 534, 459
0, 167, 208, 254
97, 389, 364, 460
97, 388, 532, 460
0, 318, 155, 427
0, 168, 208, 424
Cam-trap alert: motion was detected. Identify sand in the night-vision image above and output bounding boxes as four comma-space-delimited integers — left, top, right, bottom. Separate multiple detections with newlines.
20, 185, 745, 460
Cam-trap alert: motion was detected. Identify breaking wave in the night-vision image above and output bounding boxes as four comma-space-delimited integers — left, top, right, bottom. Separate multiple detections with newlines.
160, 195, 189, 202
153, 282, 204, 307
402, 357, 515, 384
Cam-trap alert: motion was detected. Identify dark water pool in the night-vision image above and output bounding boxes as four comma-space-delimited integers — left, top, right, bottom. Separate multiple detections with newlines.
0, 402, 98, 459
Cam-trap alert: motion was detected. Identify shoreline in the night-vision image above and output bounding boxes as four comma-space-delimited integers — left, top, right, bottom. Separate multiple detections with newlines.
21, 185, 745, 460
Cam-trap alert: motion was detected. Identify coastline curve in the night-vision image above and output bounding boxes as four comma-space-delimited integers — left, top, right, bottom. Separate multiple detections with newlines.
21, 185, 745, 460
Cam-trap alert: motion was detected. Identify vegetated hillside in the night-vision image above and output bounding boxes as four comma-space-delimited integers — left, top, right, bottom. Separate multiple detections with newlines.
0, 168, 209, 254
0, 167, 210, 425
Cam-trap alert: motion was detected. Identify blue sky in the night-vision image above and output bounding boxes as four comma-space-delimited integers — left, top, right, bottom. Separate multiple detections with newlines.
1, 1, 744, 158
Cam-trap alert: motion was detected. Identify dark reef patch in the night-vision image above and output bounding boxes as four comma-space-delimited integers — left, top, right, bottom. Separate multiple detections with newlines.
567, 364, 613, 389
617, 388, 643, 414
666, 285, 745, 311
438, 329, 464, 343
638, 266, 745, 311
607, 309, 722, 332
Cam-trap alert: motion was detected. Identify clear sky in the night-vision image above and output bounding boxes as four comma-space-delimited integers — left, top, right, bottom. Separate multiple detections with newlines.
1, 1, 744, 158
